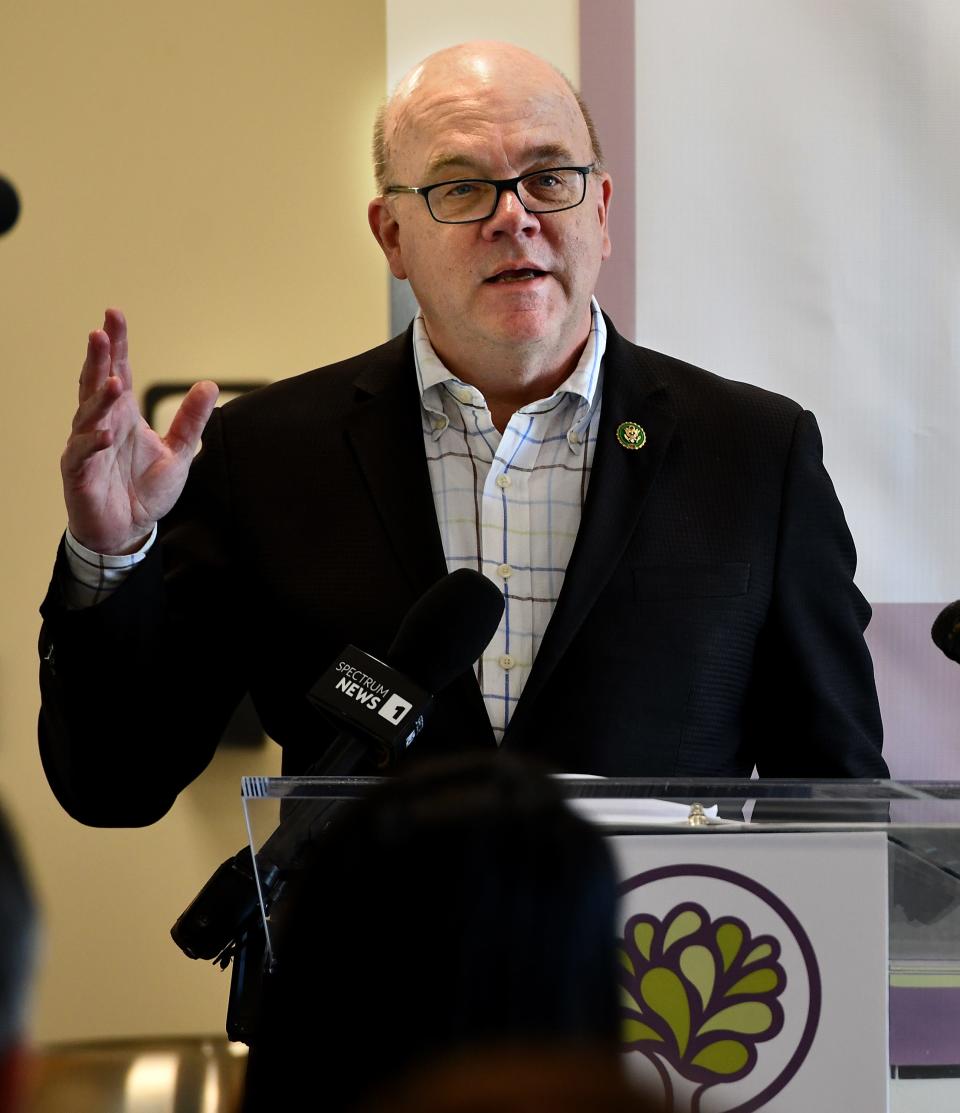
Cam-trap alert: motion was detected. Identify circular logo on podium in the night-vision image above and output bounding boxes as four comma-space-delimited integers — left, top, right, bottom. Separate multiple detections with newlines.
617, 864, 821, 1113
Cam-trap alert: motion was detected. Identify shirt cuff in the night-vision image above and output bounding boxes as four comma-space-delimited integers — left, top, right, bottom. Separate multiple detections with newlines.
62, 525, 158, 609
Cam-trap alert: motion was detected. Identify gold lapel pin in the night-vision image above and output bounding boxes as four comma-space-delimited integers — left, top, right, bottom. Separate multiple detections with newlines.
616, 421, 647, 450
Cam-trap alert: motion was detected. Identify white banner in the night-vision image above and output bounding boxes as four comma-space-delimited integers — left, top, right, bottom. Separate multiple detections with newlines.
629, 0, 960, 605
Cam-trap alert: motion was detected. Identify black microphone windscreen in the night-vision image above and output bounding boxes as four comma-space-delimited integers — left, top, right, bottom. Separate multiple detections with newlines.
388, 569, 504, 690
932, 600, 960, 663
0, 178, 20, 237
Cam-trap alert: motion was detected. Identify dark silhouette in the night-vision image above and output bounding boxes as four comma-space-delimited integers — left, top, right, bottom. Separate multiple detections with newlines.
243, 754, 626, 1111
0, 804, 39, 1113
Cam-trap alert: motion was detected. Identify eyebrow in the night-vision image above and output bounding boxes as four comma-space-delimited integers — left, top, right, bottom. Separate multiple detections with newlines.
424, 143, 578, 180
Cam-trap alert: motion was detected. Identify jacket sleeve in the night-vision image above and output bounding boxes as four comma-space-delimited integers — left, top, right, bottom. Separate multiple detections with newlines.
746, 409, 887, 777
38, 408, 248, 826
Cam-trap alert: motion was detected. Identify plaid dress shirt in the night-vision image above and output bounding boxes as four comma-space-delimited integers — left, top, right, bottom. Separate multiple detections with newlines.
415, 300, 606, 741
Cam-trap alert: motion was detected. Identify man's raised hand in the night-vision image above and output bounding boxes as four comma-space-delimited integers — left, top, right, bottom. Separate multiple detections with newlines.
61, 308, 219, 555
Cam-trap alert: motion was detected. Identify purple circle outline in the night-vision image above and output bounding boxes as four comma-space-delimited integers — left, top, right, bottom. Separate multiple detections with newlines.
619, 863, 822, 1113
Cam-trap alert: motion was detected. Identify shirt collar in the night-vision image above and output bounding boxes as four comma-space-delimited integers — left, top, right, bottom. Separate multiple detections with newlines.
414, 298, 607, 433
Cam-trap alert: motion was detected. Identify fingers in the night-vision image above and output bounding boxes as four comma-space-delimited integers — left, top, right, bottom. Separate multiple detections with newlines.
102, 308, 133, 390
78, 308, 131, 405
72, 375, 124, 435
61, 428, 114, 480
165, 380, 220, 457
78, 328, 111, 405
63, 376, 124, 478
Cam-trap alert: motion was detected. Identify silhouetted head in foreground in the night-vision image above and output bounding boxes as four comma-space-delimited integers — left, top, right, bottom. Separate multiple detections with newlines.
244, 753, 624, 1111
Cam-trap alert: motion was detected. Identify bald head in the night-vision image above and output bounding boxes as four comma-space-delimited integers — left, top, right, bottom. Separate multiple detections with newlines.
372, 41, 603, 193
366, 39, 612, 400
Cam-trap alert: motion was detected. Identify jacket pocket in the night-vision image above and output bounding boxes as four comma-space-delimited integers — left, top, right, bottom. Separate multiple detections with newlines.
633, 562, 751, 600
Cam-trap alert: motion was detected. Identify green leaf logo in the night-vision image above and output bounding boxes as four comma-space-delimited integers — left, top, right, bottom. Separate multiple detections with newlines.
619, 902, 786, 1090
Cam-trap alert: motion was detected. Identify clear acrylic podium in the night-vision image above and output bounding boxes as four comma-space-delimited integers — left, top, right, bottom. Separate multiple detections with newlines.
240, 777, 960, 1112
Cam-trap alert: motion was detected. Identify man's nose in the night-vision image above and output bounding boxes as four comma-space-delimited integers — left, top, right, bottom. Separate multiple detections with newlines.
481, 185, 540, 238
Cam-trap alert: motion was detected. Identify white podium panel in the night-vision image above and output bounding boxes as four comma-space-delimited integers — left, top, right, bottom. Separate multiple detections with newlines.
612, 832, 888, 1112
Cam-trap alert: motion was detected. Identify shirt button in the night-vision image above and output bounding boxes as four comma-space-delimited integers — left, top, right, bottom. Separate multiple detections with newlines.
499, 654, 515, 670
496, 563, 512, 580
568, 431, 581, 445
495, 474, 511, 489
431, 416, 448, 430
454, 386, 473, 404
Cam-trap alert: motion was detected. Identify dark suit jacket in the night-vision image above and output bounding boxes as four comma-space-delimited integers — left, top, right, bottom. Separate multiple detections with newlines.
38, 317, 887, 825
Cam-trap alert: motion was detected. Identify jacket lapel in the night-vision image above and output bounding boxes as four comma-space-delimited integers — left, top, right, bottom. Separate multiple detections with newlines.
344, 328, 495, 749
343, 328, 449, 599
507, 321, 677, 729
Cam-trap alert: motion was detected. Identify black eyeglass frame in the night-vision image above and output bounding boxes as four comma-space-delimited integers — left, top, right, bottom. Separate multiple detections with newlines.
384, 164, 596, 224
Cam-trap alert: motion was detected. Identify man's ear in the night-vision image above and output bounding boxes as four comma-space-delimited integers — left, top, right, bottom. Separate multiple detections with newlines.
368, 198, 408, 280
597, 174, 613, 261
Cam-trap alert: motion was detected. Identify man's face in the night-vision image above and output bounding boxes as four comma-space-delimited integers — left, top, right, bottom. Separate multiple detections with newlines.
369, 53, 612, 372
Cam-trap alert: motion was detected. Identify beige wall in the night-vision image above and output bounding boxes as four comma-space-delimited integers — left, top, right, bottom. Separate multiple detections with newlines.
386, 0, 579, 89
0, 1, 386, 1042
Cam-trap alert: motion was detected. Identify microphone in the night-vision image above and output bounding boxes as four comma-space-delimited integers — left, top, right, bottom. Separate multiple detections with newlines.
0, 178, 20, 237
171, 568, 504, 962
932, 601, 960, 664
305, 566, 507, 769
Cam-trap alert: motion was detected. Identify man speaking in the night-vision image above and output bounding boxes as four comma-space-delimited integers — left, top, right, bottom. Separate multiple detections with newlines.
39, 41, 887, 827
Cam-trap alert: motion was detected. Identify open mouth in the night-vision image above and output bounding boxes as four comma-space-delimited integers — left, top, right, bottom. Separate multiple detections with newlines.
485, 268, 548, 284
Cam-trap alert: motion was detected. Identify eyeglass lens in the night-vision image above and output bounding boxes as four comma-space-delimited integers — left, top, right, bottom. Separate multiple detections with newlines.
429, 169, 586, 223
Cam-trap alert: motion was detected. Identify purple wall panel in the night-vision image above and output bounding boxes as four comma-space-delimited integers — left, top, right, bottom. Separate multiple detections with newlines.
579, 0, 637, 340
866, 603, 960, 780
890, 987, 960, 1066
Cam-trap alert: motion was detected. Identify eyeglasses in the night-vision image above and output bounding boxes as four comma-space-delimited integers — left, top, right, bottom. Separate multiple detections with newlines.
385, 165, 596, 224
